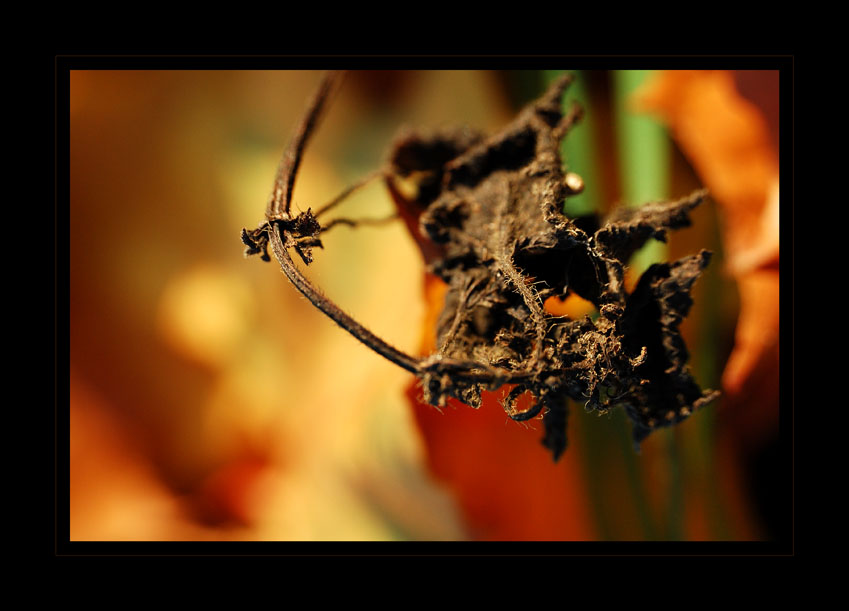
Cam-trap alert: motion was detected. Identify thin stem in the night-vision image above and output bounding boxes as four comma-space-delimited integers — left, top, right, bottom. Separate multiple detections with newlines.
508, 398, 545, 422
269, 223, 424, 374
664, 428, 684, 540
613, 69, 668, 540
260, 72, 529, 389
267, 71, 342, 220
315, 169, 385, 219
269, 222, 542, 390
319, 213, 399, 234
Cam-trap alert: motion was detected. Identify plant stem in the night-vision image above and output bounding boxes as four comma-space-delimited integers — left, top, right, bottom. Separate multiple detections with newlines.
269, 223, 424, 374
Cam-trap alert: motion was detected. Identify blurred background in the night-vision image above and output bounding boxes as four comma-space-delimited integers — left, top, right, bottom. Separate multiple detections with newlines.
68, 69, 783, 542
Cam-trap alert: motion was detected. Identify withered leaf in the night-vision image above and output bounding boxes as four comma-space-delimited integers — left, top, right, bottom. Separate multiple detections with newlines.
244, 72, 719, 461
386, 75, 718, 459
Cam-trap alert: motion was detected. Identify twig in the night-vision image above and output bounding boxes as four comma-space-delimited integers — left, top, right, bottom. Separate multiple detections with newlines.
315, 169, 385, 219
319, 213, 399, 234
268, 222, 424, 374
267, 71, 342, 221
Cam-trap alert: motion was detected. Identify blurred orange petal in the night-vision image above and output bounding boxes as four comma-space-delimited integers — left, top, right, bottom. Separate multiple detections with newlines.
635, 70, 778, 275
636, 69, 781, 540
70, 373, 218, 540
636, 69, 779, 414
191, 440, 275, 527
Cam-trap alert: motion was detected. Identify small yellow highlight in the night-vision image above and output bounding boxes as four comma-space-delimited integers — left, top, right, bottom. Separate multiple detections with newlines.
544, 293, 596, 320
392, 172, 424, 202
157, 265, 253, 370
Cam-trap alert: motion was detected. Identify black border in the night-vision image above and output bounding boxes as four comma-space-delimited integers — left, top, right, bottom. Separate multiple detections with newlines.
56, 54, 794, 557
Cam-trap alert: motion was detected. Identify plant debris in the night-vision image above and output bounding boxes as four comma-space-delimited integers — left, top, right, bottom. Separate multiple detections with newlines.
242, 72, 719, 461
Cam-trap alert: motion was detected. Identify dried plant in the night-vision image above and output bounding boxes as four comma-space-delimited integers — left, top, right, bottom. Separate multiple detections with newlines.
241, 71, 719, 461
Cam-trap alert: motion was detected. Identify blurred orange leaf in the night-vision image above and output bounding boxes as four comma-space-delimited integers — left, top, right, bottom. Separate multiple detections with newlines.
636, 69, 781, 540
635, 70, 780, 432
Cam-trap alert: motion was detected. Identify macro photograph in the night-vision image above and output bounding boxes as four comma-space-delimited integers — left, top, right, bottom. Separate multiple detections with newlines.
63, 63, 789, 550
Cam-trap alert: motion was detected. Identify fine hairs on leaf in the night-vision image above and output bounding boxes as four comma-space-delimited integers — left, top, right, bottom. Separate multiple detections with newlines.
241, 71, 719, 461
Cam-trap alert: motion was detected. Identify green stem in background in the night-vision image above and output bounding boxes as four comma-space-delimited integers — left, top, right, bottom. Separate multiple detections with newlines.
613, 69, 682, 541
543, 69, 616, 540
665, 429, 684, 539
612, 411, 658, 539
613, 70, 670, 277
544, 70, 601, 218
694, 204, 732, 540
699, 386, 731, 540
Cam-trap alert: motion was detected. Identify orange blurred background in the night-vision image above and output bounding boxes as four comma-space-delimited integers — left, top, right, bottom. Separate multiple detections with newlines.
66, 68, 786, 543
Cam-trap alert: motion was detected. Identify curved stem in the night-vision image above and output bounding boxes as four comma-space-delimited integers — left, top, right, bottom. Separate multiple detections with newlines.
510, 402, 545, 421
269, 223, 424, 374
267, 71, 342, 220
269, 223, 543, 389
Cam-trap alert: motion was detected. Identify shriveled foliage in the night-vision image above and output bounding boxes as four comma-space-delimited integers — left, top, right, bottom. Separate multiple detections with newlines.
242, 72, 719, 460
